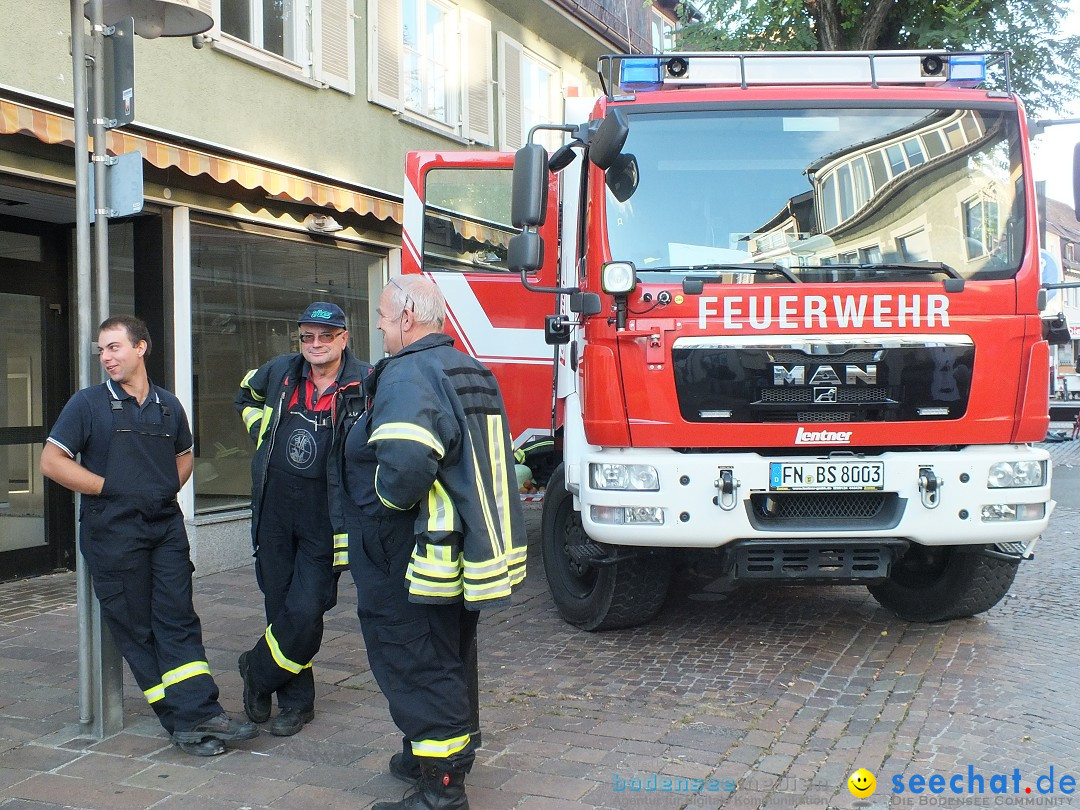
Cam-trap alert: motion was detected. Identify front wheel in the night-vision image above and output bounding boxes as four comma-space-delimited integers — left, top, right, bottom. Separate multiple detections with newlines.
867, 545, 1019, 622
540, 465, 672, 631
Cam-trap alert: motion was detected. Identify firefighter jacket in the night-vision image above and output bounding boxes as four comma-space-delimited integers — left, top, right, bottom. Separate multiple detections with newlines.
235, 348, 371, 570
365, 333, 527, 609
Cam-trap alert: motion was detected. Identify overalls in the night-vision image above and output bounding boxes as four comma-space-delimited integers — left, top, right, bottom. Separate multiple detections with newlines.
246, 388, 338, 712
80, 392, 222, 733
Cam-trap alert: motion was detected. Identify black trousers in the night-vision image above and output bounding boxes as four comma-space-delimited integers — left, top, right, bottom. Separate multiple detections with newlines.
80, 497, 222, 733
246, 472, 338, 711
349, 511, 477, 771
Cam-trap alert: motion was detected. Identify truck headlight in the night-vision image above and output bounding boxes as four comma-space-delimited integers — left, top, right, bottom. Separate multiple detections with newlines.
981, 503, 1046, 522
590, 463, 659, 491
601, 261, 637, 294
987, 461, 1045, 488
591, 505, 664, 525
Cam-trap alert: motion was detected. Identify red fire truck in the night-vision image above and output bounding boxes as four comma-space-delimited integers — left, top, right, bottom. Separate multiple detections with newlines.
402, 50, 1063, 630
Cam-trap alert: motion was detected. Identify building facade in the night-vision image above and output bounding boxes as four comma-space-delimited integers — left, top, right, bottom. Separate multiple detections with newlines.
0, 0, 678, 581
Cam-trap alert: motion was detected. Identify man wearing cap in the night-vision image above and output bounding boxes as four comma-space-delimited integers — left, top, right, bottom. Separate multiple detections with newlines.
234, 302, 371, 736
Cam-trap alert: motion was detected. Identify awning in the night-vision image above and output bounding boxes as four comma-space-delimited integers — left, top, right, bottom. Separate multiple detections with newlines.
0, 98, 402, 223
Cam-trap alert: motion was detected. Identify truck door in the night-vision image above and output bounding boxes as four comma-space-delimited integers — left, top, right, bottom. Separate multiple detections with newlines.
402, 151, 561, 449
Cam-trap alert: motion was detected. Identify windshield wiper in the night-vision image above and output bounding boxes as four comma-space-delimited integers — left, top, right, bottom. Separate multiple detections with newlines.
655, 263, 802, 291
823, 262, 961, 279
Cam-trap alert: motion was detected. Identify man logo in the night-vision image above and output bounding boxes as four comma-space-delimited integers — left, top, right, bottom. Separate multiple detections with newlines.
287, 428, 317, 470
814, 387, 837, 403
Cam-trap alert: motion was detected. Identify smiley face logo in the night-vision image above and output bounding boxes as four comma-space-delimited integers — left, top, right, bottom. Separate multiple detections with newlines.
848, 768, 876, 798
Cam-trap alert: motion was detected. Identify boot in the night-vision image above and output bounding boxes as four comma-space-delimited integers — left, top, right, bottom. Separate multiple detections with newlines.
372, 759, 469, 810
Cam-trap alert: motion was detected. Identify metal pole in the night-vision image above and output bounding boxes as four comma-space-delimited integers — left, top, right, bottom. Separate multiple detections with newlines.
90, 0, 110, 322
70, 0, 94, 730
73, 0, 124, 739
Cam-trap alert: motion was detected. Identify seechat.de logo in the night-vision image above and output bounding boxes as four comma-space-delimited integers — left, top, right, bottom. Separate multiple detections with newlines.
310, 309, 333, 320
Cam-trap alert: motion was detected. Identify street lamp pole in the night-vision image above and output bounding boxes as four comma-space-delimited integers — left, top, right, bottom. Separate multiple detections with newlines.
69, 0, 214, 739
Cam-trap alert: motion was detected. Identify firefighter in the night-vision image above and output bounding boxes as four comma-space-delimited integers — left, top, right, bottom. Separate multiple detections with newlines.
234, 302, 371, 737
337, 276, 526, 810
40, 315, 258, 756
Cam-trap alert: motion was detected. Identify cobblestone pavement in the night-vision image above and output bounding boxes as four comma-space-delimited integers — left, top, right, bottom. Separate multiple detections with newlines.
2, 442, 1079, 809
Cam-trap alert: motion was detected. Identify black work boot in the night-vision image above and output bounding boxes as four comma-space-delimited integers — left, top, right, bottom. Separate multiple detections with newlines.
173, 736, 226, 757
172, 712, 259, 744
239, 651, 271, 723
390, 751, 422, 783
372, 759, 469, 810
270, 706, 314, 737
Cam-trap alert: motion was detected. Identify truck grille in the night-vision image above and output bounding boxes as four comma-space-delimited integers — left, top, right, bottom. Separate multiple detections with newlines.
751, 492, 887, 520
732, 538, 908, 581
760, 386, 890, 404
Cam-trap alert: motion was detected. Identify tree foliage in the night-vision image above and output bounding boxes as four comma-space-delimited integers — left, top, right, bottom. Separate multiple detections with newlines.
674, 0, 1080, 116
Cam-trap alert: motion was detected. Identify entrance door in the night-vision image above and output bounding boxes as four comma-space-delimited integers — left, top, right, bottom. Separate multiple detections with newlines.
0, 222, 72, 580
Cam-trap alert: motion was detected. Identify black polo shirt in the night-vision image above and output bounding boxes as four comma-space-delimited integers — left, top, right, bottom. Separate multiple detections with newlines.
47, 379, 193, 476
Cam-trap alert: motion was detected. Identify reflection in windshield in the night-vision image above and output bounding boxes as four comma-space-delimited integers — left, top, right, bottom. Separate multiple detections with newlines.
604, 107, 1024, 282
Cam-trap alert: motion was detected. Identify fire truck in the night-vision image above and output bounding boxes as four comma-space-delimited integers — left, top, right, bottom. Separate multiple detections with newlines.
402, 50, 1064, 630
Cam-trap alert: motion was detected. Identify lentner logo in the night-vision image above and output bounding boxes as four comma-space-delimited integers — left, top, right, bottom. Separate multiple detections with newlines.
795, 426, 853, 444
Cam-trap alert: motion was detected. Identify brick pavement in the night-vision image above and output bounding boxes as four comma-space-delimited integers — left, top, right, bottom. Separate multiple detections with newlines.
3, 450, 1080, 809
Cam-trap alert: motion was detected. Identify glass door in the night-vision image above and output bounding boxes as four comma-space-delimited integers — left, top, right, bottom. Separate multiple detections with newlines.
0, 220, 72, 580
0, 292, 46, 558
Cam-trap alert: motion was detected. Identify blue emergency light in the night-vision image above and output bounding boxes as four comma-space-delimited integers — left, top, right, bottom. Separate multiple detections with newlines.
619, 57, 663, 91
947, 54, 987, 86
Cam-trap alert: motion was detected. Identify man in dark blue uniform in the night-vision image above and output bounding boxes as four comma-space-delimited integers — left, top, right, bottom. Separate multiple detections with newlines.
235, 302, 371, 737
40, 315, 257, 757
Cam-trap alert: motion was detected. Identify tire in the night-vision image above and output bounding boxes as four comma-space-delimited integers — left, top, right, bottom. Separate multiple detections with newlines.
540, 465, 673, 631
867, 545, 1019, 622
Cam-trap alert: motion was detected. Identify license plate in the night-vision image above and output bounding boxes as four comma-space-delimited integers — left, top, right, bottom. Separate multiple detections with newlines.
769, 461, 884, 491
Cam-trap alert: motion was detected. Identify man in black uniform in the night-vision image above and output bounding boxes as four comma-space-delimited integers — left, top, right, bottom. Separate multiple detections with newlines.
235, 302, 371, 736
41, 315, 257, 756
337, 277, 526, 810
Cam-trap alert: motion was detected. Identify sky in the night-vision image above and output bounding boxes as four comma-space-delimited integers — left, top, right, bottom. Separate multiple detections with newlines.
1030, 0, 1080, 207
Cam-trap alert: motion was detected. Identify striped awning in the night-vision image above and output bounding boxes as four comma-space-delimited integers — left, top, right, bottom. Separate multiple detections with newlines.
0, 98, 402, 223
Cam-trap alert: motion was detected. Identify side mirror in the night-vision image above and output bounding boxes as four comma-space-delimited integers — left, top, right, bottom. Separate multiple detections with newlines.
589, 109, 629, 170
605, 153, 639, 203
509, 231, 543, 275
1044, 313, 1072, 346
512, 143, 549, 228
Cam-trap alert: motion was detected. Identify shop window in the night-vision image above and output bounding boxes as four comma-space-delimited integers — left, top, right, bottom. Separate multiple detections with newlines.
189, 222, 381, 514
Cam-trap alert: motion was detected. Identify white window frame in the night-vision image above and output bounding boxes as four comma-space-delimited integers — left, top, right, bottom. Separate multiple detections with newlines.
650, 8, 676, 53
402, 0, 456, 126
368, 0, 494, 144
193, 0, 355, 93
497, 33, 562, 152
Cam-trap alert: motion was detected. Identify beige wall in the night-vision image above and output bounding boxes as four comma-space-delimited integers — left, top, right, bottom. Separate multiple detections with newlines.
1, 1, 606, 196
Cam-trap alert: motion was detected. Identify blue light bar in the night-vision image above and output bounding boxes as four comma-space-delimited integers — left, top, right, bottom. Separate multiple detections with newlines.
948, 54, 986, 86
620, 57, 663, 91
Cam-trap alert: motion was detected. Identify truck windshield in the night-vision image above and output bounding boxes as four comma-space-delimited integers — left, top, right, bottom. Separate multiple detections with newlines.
603, 106, 1025, 282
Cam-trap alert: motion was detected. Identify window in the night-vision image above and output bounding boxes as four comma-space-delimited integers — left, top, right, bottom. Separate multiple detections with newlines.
189, 222, 382, 513
193, 0, 355, 92
650, 9, 676, 53
897, 229, 931, 262
498, 34, 562, 151
963, 195, 1000, 259
369, 0, 493, 143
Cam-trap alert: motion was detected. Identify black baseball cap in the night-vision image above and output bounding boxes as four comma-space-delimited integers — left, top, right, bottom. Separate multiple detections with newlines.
298, 302, 346, 329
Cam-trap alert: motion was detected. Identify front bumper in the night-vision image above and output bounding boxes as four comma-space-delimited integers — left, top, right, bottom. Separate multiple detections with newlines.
573, 445, 1054, 548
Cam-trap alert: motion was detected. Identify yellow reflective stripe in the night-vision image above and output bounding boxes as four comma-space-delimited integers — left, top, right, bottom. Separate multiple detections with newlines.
514, 447, 525, 463
411, 733, 471, 758
375, 465, 411, 510
333, 534, 349, 567
487, 415, 514, 554
333, 533, 348, 549
334, 550, 349, 567
468, 442, 500, 558
255, 405, 274, 450
239, 368, 265, 401
425, 480, 454, 532
465, 581, 513, 602
242, 406, 262, 431
370, 422, 445, 459
162, 661, 211, 687
265, 625, 306, 674
507, 546, 527, 585
142, 660, 212, 704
